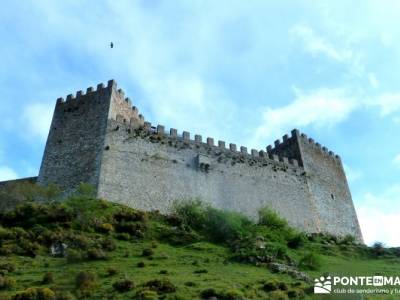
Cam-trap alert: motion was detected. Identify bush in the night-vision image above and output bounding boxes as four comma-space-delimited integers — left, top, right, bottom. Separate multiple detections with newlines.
114, 210, 147, 223
172, 200, 207, 231
200, 288, 218, 299
115, 233, 131, 241
287, 233, 306, 249
54, 291, 75, 300
86, 248, 107, 260
268, 290, 288, 300
41, 272, 54, 284
99, 237, 116, 251
205, 208, 253, 243
263, 280, 280, 292
12, 287, 38, 300
106, 267, 118, 276
12, 287, 55, 300
75, 271, 97, 296
258, 207, 288, 230
299, 252, 322, 270
142, 248, 154, 257
135, 289, 158, 300
137, 261, 146, 268
66, 249, 83, 264
224, 289, 244, 300
113, 279, 135, 292
144, 279, 176, 293
372, 242, 386, 257
194, 269, 208, 274
0, 276, 16, 290
96, 223, 114, 234
340, 234, 356, 245
38, 288, 56, 300
0, 263, 16, 273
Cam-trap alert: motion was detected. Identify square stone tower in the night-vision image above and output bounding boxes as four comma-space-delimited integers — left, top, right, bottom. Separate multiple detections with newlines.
38, 80, 144, 193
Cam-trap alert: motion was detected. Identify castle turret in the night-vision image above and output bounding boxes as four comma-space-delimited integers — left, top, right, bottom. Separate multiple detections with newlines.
38, 80, 144, 193
267, 129, 363, 242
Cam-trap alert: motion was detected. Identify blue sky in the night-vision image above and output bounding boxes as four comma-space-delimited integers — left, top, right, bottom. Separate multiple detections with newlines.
1, 0, 400, 246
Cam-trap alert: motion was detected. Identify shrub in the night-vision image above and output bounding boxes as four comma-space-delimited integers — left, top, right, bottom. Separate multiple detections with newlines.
135, 289, 158, 300
115, 233, 131, 241
12, 287, 56, 300
258, 207, 288, 230
86, 248, 107, 260
194, 269, 208, 274
113, 279, 135, 292
200, 288, 218, 299
12, 287, 38, 300
66, 249, 83, 264
54, 291, 75, 300
137, 261, 146, 268
114, 210, 147, 223
184, 282, 196, 287
0, 263, 16, 273
172, 200, 207, 231
75, 271, 97, 296
144, 279, 176, 293
106, 267, 118, 276
142, 248, 154, 257
41, 272, 54, 284
340, 234, 356, 245
372, 242, 386, 257
263, 281, 278, 292
287, 289, 305, 298
96, 223, 114, 234
99, 237, 116, 251
115, 221, 146, 237
37, 288, 56, 300
268, 290, 289, 300
299, 252, 322, 270
287, 233, 307, 249
205, 208, 254, 243
0, 276, 16, 290
159, 270, 168, 275
224, 289, 244, 300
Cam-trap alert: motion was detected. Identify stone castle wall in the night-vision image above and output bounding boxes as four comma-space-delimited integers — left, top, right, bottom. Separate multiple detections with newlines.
35, 80, 363, 242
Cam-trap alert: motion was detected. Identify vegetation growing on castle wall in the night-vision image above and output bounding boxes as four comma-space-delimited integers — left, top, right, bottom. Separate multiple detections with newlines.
0, 183, 398, 299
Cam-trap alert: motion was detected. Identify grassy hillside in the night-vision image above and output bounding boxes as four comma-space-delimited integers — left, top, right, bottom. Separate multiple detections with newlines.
0, 183, 399, 299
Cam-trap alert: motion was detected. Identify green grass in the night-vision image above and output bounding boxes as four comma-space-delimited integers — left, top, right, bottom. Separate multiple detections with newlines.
0, 185, 399, 299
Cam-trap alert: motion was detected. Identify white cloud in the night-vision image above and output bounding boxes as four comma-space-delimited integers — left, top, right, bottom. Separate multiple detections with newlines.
373, 93, 400, 116
393, 154, 400, 166
356, 184, 400, 246
251, 88, 357, 145
0, 166, 18, 181
290, 24, 353, 62
368, 73, 379, 89
358, 207, 400, 247
21, 103, 53, 140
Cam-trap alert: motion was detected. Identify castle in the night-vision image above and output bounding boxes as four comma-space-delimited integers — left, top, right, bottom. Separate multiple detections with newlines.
11, 80, 364, 241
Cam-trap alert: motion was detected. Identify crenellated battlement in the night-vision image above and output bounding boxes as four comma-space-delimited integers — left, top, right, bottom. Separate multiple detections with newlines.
266, 129, 342, 166
114, 119, 301, 170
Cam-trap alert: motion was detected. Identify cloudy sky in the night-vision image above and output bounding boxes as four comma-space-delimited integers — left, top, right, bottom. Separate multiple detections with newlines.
1, 1, 400, 246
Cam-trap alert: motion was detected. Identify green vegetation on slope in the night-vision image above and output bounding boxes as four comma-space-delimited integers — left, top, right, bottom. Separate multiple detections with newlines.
0, 183, 399, 299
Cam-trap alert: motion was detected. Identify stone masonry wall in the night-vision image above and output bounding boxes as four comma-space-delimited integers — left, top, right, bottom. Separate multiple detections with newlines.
37, 82, 113, 192
97, 120, 320, 233
296, 133, 363, 241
